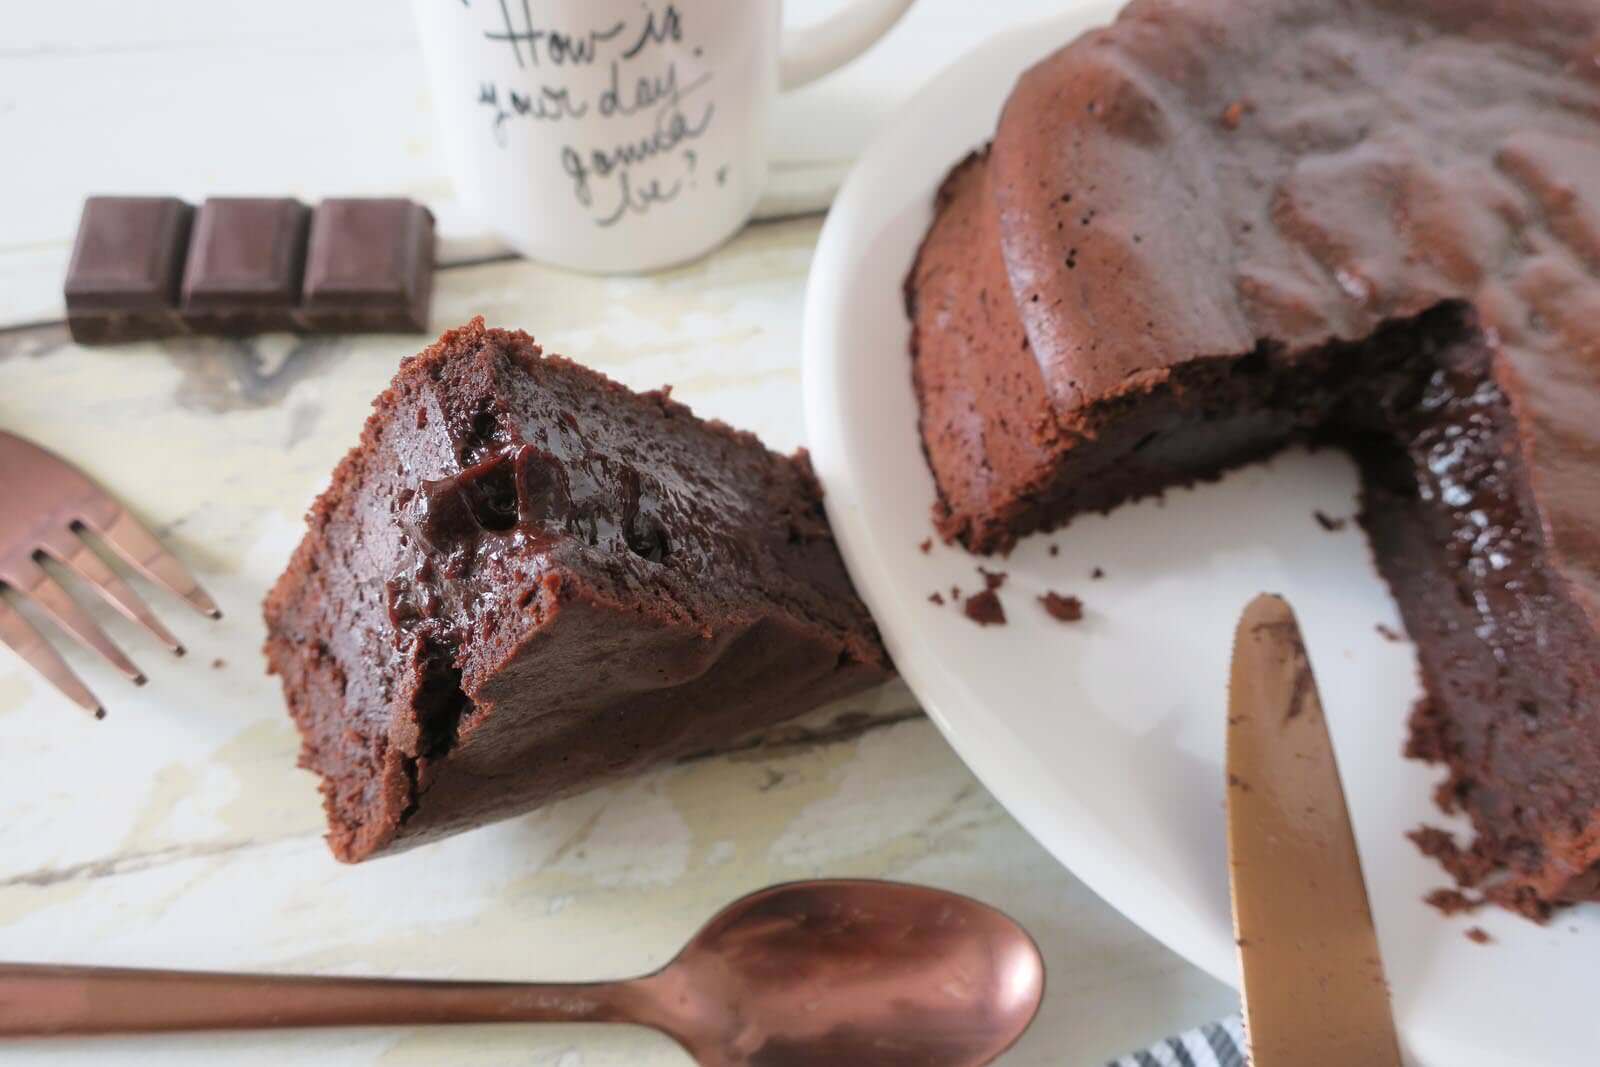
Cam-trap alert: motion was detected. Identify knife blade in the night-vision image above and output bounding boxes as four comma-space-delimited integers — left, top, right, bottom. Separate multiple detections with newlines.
1226, 594, 1401, 1067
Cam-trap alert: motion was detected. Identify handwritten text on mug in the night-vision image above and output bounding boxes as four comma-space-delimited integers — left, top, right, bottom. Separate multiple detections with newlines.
464, 2, 719, 228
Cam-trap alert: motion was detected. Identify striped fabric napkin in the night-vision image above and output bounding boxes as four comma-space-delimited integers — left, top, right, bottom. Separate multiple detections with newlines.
1105, 1014, 1245, 1067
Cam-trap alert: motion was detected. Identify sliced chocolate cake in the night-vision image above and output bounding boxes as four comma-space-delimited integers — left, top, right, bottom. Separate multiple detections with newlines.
266, 319, 888, 862
908, 0, 1600, 917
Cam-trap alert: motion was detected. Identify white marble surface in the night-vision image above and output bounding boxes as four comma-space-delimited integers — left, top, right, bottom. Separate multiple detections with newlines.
0, 2, 1235, 1063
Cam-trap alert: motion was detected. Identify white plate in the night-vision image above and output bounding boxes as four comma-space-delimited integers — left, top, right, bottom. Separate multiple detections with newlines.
801, 7, 1600, 1065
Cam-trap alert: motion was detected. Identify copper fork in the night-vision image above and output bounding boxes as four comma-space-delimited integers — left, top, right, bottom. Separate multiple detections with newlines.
0, 430, 219, 718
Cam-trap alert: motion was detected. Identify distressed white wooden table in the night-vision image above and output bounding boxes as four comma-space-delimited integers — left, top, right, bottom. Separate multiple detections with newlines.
0, 2, 1235, 1063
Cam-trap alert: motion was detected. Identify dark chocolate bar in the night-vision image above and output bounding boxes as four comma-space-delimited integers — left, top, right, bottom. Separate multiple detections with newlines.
299, 199, 434, 334
181, 198, 310, 335
61, 195, 436, 344
64, 197, 193, 344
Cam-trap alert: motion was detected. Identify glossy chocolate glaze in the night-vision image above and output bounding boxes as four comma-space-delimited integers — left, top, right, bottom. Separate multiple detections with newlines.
908, 0, 1600, 913
265, 319, 888, 861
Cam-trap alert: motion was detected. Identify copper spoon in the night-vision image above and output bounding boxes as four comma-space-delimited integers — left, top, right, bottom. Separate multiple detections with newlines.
0, 879, 1045, 1066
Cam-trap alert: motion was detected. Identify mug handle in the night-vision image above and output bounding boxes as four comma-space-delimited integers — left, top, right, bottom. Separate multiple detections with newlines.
779, 0, 917, 89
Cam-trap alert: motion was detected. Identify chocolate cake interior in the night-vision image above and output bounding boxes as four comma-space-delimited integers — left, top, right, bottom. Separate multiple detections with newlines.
982, 299, 1600, 916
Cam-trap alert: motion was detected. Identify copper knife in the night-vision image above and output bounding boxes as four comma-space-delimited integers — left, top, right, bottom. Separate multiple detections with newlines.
1226, 594, 1402, 1067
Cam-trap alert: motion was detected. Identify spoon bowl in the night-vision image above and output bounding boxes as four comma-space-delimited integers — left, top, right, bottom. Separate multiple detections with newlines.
643, 880, 1046, 1066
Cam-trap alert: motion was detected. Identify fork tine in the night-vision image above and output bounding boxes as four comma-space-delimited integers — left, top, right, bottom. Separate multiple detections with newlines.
2, 557, 145, 684
0, 593, 104, 718
39, 528, 185, 655
80, 508, 221, 620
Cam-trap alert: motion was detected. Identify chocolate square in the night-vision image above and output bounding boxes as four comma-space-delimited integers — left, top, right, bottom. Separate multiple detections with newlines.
181, 198, 309, 335
299, 199, 435, 334
64, 197, 193, 344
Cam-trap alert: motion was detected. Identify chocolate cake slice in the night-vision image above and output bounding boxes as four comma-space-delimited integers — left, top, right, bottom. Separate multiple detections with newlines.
908, 0, 1600, 916
265, 319, 888, 861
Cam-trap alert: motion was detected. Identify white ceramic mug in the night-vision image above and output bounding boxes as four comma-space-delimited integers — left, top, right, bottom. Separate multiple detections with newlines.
411, 0, 914, 274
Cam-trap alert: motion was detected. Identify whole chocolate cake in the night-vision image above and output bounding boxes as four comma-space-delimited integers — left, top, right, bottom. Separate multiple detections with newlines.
266, 319, 888, 862
908, 0, 1600, 917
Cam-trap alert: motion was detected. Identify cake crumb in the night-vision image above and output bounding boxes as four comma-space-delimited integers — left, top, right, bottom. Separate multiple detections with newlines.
918, 537, 933, 554
1424, 887, 1484, 916
963, 589, 1006, 626
1411, 826, 1459, 859
1048, 544, 1060, 557
1220, 98, 1255, 129
1313, 509, 1348, 531
951, 585, 962, 601
1091, 566, 1105, 579
928, 591, 945, 606
1411, 825, 1499, 889
1465, 926, 1492, 945
978, 566, 1007, 591
1039, 592, 1085, 622
1376, 623, 1404, 642
1405, 697, 1450, 763
210, 658, 226, 670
